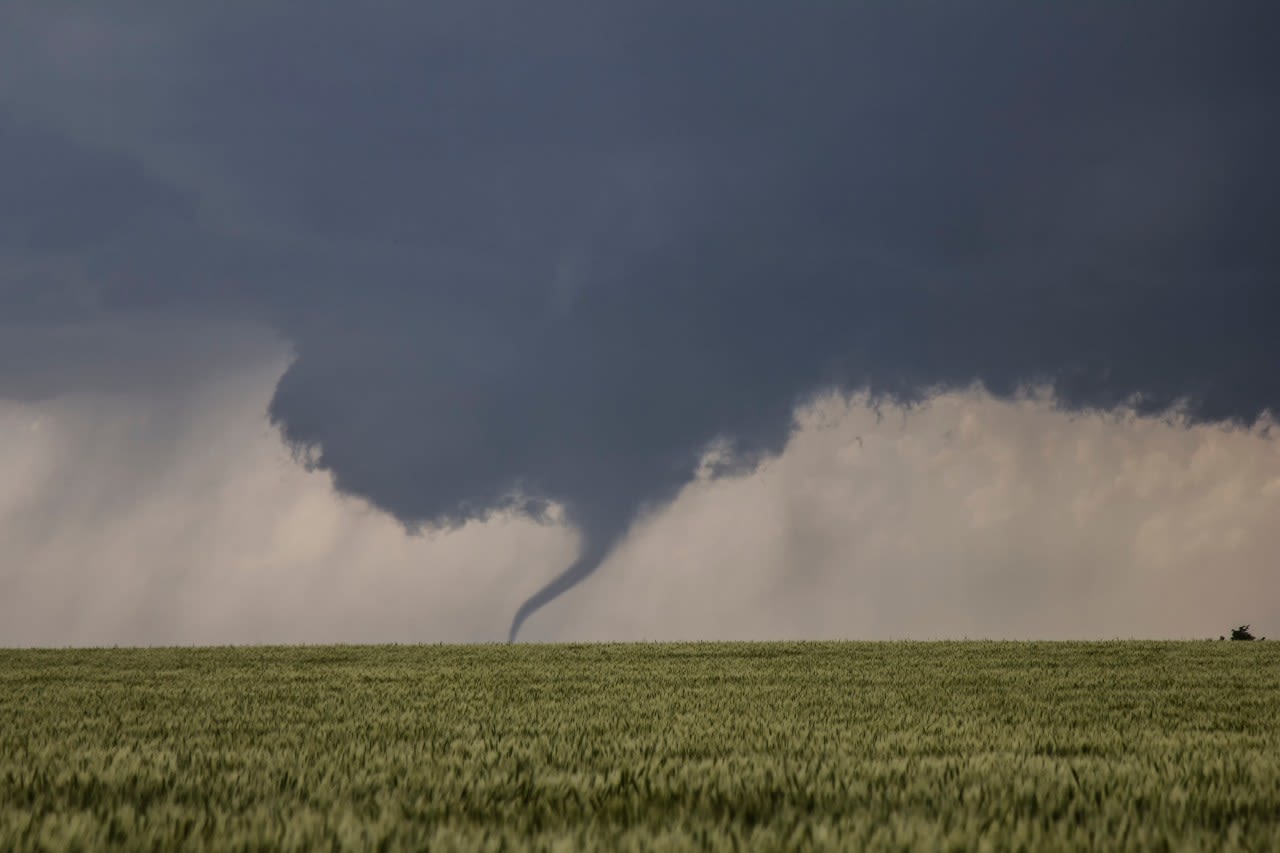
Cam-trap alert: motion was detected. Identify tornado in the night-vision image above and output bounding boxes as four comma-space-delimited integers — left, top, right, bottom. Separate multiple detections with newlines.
507, 507, 633, 643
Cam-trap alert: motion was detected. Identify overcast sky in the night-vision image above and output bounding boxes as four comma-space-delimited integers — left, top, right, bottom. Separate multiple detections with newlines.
2, 4, 1277, 645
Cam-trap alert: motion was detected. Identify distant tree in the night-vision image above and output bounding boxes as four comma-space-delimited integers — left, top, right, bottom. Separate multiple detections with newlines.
1230, 625, 1257, 641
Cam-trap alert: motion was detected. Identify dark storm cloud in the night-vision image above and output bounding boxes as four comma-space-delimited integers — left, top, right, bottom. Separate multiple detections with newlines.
0, 113, 189, 254
0, 109, 197, 324
2, 3, 1277, 636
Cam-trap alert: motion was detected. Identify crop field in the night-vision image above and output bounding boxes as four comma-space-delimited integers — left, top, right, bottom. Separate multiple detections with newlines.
2, 641, 1277, 851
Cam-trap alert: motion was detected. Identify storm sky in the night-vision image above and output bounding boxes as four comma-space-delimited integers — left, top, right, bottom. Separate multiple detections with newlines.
2, 4, 1277, 645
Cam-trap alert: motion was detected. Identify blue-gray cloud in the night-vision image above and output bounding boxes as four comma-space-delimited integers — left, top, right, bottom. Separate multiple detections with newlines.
2, 3, 1277, 638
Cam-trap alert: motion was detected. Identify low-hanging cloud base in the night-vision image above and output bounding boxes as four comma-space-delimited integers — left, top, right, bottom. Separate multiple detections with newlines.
2, 338, 1275, 647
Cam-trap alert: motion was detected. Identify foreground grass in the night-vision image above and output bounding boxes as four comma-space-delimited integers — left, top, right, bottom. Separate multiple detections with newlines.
1, 642, 1277, 851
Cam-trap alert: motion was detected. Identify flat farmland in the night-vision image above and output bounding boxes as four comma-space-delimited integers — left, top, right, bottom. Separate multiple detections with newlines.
2, 641, 1277, 851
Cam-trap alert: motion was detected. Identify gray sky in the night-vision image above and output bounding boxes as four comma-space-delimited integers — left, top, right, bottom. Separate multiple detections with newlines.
2, 4, 1277, 644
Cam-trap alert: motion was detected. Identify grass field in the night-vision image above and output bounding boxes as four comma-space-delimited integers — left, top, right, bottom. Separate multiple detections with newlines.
2, 641, 1277, 851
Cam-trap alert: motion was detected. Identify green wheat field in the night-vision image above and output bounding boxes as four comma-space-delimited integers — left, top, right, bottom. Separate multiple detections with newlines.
2, 641, 1277, 851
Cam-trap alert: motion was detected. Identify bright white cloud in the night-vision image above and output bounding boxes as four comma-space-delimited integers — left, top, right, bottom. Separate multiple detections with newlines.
535, 390, 1280, 641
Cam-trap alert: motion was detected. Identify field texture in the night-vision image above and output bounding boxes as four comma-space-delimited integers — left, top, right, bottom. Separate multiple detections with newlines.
2, 641, 1278, 851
